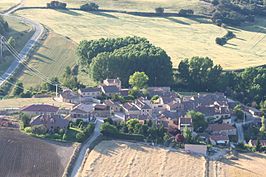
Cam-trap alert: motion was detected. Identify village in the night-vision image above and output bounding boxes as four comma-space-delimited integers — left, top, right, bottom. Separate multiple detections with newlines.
1, 77, 264, 157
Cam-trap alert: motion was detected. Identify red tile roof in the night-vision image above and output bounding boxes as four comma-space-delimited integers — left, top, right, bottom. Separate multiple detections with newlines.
21, 104, 59, 113
207, 123, 235, 132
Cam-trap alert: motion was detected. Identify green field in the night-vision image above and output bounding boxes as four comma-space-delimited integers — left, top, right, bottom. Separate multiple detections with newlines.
16, 7, 266, 69
0, 16, 34, 75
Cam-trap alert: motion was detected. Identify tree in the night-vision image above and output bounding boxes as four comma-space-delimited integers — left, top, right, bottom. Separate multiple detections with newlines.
126, 119, 141, 134
13, 82, 24, 96
32, 125, 48, 135
7, 37, 16, 48
256, 138, 261, 152
76, 132, 85, 142
183, 126, 192, 143
80, 3, 99, 11
233, 104, 244, 121
187, 111, 208, 132
175, 134, 185, 143
129, 72, 149, 90
260, 116, 265, 134
155, 7, 164, 14
100, 122, 119, 135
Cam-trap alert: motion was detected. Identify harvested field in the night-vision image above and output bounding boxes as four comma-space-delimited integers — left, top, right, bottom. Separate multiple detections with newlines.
0, 97, 74, 109
209, 153, 266, 177
79, 140, 206, 177
0, 128, 75, 177
0, 0, 20, 12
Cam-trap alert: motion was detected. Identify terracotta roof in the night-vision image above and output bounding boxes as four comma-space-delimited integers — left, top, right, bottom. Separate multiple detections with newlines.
30, 114, 69, 129
207, 123, 235, 132
94, 104, 108, 110
101, 85, 120, 93
123, 102, 140, 111
61, 89, 78, 99
209, 134, 229, 141
79, 87, 101, 93
21, 104, 59, 113
71, 103, 94, 114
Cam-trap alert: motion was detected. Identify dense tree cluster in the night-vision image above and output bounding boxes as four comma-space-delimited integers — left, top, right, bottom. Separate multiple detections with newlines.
0, 16, 9, 34
211, 0, 266, 25
174, 57, 266, 108
77, 37, 173, 87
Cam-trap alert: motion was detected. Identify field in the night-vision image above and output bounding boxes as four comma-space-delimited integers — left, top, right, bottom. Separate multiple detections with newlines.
16, 8, 266, 69
209, 153, 266, 177
79, 140, 206, 177
0, 128, 74, 177
0, 16, 34, 75
0, 0, 20, 12
0, 97, 74, 109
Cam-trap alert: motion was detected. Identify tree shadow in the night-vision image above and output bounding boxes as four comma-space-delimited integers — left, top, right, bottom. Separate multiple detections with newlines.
165, 17, 190, 25
55, 9, 82, 16
89, 11, 119, 19
34, 53, 53, 61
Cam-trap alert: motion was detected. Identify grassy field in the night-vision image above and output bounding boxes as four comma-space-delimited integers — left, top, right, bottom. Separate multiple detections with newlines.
0, 128, 74, 177
0, 0, 20, 12
209, 153, 266, 177
80, 140, 206, 177
0, 16, 34, 75
16, 8, 266, 69
0, 97, 74, 109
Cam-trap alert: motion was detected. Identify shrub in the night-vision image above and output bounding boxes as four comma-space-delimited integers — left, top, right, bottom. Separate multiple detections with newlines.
100, 122, 119, 135
47, 1, 67, 9
80, 3, 99, 11
76, 132, 86, 142
24, 127, 32, 133
63, 133, 68, 140
32, 125, 48, 135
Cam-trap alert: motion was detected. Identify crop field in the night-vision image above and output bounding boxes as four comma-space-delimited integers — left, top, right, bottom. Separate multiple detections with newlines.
0, 0, 20, 12
16, 8, 266, 69
79, 140, 206, 177
0, 97, 74, 109
209, 153, 266, 177
0, 16, 34, 75
0, 128, 74, 177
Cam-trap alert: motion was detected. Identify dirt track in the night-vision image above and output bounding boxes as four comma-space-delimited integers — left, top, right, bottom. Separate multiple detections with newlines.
0, 128, 74, 177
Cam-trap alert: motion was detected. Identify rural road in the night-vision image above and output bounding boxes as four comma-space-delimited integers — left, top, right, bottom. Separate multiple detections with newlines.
0, 0, 44, 87
70, 119, 103, 177
236, 123, 246, 144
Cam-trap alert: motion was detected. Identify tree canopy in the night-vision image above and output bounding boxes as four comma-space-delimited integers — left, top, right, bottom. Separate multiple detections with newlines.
77, 36, 173, 87
129, 71, 149, 89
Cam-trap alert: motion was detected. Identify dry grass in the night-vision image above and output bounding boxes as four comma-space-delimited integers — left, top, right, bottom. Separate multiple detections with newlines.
209, 153, 266, 177
0, 97, 74, 109
16, 8, 266, 69
0, 0, 20, 12
79, 140, 206, 177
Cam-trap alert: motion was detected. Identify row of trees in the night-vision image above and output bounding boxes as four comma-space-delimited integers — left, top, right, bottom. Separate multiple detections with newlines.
77, 37, 173, 87
174, 57, 266, 107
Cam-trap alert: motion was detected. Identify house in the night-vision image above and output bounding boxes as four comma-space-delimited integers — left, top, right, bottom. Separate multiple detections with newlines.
93, 104, 110, 117
103, 78, 121, 89
68, 103, 94, 122
207, 123, 237, 136
248, 139, 266, 147
120, 88, 130, 97
135, 99, 153, 116
21, 104, 59, 116
185, 144, 207, 156
209, 134, 229, 145
59, 89, 79, 103
122, 102, 140, 116
178, 117, 193, 132
104, 99, 121, 113
78, 87, 101, 98
158, 111, 178, 130
30, 114, 69, 131
100, 85, 120, 97
147, 87, 171, 97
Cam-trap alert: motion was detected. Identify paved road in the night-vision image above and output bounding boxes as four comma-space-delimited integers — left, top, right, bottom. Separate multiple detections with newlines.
70, 119, 103, 177
236, 123, 246, 144
0, 0, 44, 87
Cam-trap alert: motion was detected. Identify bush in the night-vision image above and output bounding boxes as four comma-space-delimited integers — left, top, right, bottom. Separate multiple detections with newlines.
63, 133, 68, 140
100, 122, 119, 135
32, 125, 48, 135
76, 132, 86, 142
80, 3, 99, 11
24, 127, 32, 133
